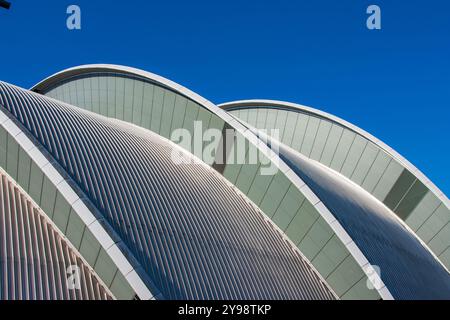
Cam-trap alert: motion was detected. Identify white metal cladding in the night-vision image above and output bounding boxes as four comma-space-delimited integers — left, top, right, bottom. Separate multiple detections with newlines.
0, 81, 337, 300
219, 99, 449, 211
221, 101, 450, 272
272, 139, 450, 299
0, 168, 113, 300
0, 109, 155, 300
29, 65, 388, 299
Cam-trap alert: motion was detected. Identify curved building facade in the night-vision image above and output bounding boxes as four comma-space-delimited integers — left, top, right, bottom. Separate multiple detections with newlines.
0, 64, 448, 300
220, 100, 450, 271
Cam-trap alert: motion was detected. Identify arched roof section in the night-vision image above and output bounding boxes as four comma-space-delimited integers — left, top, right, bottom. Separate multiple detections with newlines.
0, 168, 114, 300
1, 81, 337, 300
27, 66, 390, 299
220, 100, 450, 270
0, 108, 151, 300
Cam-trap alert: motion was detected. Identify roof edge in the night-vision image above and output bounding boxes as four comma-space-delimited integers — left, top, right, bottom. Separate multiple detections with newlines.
219, 99, 450, 209
29, 68, 394, 299
0, 107, 159, 300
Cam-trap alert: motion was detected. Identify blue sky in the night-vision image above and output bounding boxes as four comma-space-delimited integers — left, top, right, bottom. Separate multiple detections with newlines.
1, 0, 449, 194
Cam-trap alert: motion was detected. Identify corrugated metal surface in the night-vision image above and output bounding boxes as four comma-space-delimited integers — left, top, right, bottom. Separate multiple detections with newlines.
0, 81, 336, 300
0, 170, 113, 300
225, 104, 450, 273
277, 142, 450, 299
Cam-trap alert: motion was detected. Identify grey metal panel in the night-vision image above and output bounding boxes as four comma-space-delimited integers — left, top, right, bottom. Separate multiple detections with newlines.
0, 170, 113, 300
277, 142, 450, 300
0, 110, 143, 299
0, 82, 335, 300
224, 102, 450, 272
30, 67, 387, 298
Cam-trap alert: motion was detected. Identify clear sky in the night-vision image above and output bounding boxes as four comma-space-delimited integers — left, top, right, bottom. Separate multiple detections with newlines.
1, 0, 449, 195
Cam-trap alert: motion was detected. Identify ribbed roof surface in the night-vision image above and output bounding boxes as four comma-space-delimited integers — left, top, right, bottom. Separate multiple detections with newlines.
277, 143, 450, 299
0, 170, 113, 300
0, 81, 336, 300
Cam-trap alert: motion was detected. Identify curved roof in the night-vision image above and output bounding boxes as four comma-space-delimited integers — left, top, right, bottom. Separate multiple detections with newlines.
0, 81, 337, 300
28, 65, 394, 299
0, 168, 113, 300
219, 99, 449, 209
32, 64, 240, 128
0, 106, 152, 300
221, 100, 450, 273
10, 64, 446, 299
275, 140, 450, 299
